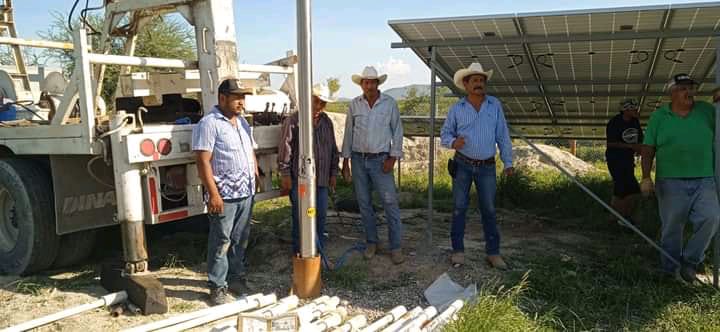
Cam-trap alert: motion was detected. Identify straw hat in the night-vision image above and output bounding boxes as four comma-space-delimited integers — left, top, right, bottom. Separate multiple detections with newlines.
351, 66, 387, 85
453, 63, 493, 91
312, 83, 336, 103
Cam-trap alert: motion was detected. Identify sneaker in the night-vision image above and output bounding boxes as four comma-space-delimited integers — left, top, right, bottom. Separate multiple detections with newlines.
486, 255, 508, 270
209, 286, 230, 305
451, 252, 465, 267
391, 249, 405, 265
228, 279, 251, 296
364, 243, 377, 260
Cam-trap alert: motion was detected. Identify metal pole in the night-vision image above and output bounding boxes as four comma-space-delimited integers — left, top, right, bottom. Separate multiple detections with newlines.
296, 0, 316, 258
426, 46, 437, 248
509, 127, 686, 273
713, 36, 720, 288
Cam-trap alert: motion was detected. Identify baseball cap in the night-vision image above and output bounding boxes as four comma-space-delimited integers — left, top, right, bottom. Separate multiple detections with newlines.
218, 78, 255, 96
667, 73, 697, 90
621, 98, 639, 111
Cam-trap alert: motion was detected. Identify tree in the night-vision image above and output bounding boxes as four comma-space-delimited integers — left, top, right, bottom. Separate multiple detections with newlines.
326, 77, 340, 97
38, 11, 196, 106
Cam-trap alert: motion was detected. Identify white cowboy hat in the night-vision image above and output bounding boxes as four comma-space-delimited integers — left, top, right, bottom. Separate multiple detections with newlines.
453, 62, 493, 91
312, 83, 336, 103
351, 66, 388, 85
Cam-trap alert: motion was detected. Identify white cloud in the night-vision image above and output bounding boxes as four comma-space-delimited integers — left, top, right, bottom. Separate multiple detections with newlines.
376, 57, 412, 77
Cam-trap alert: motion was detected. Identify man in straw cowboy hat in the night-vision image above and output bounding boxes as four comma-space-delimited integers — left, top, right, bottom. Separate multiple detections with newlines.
278, 83, 340, 263
641, 73, 720, 283
341, 66, 405, 265
440, 63, 513, 270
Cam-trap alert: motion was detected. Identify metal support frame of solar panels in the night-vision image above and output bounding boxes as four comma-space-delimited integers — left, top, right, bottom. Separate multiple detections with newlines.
389, 3, 720, 286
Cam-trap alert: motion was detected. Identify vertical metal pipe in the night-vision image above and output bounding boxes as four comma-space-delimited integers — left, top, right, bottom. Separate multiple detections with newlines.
427, 46, 438, 247
296, 0, 316, 258
713, 36, 720, 288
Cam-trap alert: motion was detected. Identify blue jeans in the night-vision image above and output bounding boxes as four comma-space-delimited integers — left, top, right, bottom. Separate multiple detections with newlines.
451, 159, 500, 255
351, 152, 402, 250
289, 182, 328, 255
207, 196, 253, 289
656, 177, 720, 272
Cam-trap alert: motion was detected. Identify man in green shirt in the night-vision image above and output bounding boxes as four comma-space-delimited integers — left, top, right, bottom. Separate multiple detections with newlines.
640, 73, 720, 283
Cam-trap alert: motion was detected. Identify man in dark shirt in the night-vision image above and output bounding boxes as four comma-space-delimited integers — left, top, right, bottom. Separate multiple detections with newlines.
277, 83, 339, 261
605, 98, 643, 226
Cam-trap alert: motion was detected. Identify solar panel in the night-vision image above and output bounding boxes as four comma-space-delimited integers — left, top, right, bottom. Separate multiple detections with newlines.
389, 3, 720, 139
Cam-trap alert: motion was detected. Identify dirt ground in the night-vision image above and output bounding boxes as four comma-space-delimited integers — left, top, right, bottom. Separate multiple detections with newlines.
0, 206, 590, 331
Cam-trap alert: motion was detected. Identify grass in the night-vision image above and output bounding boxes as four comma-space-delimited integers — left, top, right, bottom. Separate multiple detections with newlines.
248, 144, 720, 330
324, 261, 368, 291
390, 145, 720, 331
171, 301, 199, 313
445, 274, 555, 332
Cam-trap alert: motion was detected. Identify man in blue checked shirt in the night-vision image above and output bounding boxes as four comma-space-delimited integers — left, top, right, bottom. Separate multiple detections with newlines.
440, 63, 514, 270
192, 78, 259, 305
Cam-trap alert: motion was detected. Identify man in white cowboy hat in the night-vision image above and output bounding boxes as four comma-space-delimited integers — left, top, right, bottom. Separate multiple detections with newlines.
341, 65, 405, 265
641, 73, 720, 283
440, 63, 513, 270
278, 83, 340, 262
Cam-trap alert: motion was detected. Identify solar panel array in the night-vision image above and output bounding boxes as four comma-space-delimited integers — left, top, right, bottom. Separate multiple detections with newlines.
389, 3, 720, 139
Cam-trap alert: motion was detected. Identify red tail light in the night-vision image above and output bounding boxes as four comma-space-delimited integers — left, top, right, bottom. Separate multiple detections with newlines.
140, 139, 156, 157
157, 138, 172, 155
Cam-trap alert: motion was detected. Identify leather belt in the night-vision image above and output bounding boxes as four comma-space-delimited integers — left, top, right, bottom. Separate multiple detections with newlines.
353, 151, 388, 158
455, 152, 495, 166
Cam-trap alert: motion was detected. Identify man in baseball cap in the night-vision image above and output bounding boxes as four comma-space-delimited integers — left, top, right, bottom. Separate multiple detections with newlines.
605, 98, 643, 228
192, 77, 258, 304
641, 73, 719, 283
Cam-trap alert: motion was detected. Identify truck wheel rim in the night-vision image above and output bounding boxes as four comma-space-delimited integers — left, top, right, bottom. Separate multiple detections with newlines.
0, 188, 18, 252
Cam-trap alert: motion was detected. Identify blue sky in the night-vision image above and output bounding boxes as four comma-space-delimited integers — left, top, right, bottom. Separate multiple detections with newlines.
13, 0, 707, 97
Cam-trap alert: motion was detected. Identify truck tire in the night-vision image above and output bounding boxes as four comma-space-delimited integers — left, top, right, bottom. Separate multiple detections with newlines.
52, 230, 97, 268
0, 158, 59, 275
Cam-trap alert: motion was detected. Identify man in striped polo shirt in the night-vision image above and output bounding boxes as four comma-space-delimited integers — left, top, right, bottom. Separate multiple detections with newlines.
192, 78, 259, 304
440, 63, 514, 270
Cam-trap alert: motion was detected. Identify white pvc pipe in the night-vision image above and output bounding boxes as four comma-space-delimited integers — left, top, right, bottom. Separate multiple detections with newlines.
294, 297, 340, 324
87, 53, 198, 69
154, 294, 277, 332
395, 307, 437, 332
380, 307, 423, 332
237, 63, 293, 74
0, 37, 74, 49
421, 300, 464, 332
2, 291, 127, 332
330, 315, 368, 332
251, 295, 299, 318
360, 306, 407, 332
122, 293, 269, 332
302, 307, 348, 332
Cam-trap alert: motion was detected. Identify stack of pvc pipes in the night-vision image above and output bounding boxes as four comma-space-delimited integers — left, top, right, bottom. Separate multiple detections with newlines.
121, 293, 276, 332
293, 296, 340, 325
300, 307, 348, 332
330, 315, 367, 332
360, 306, 407, 332
1, 291, 128, 332
247, 295, 300, 318
380, 307, 423, 332
206, 295, 336, 332
393, 306, 437, 332
421, 300, 464, 332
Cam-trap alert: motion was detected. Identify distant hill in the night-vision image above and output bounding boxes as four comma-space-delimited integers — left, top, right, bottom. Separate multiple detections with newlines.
383, 84, 431, 100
